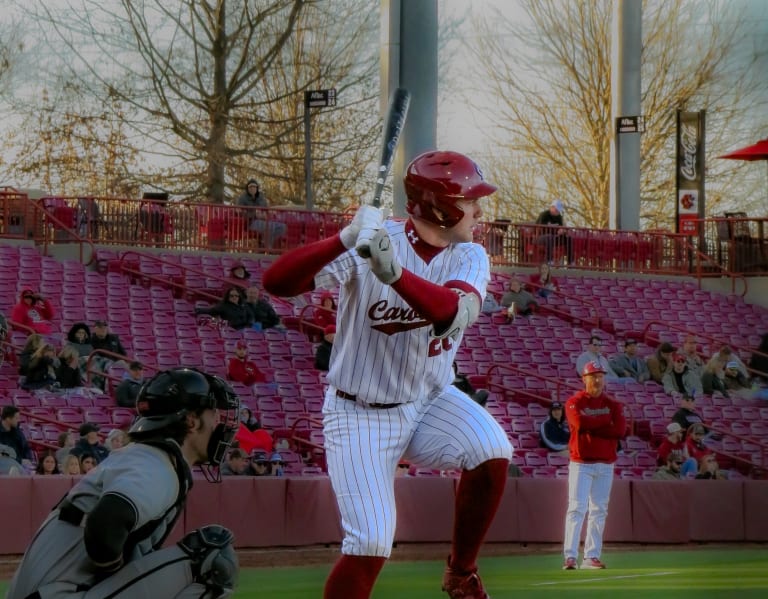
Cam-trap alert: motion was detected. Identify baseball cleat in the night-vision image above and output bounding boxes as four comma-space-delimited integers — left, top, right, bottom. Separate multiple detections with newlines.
442, 561, 490, 599
580, 557, 606, 569
562, 557, 577, 570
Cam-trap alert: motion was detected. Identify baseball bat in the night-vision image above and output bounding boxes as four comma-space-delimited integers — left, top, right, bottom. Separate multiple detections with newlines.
356, 87, 411, 258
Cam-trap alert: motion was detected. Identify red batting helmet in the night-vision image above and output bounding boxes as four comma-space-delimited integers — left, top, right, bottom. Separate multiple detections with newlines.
581, 361, 606, 376
404, 151, 497, 228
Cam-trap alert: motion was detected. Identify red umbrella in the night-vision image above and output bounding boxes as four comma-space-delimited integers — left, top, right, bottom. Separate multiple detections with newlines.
718, 138, 768, 197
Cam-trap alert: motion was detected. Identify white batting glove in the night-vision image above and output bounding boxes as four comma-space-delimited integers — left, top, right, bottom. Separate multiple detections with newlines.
339, 205, 384, 250
366, 228, 402, 285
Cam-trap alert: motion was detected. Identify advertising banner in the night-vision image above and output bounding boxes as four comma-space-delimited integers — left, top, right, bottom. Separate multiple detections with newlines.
676, 111, 706, 235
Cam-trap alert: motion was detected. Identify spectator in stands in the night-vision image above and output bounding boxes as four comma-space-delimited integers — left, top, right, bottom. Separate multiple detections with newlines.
62, 454, 82, 475
695, 453, 727, 480
90, 320, 128, 390
55, 431, 77, 464
748, 332, 768, 384
708, 345, 748, 379
227, 261, 252, 290
249, 450, 271, 476
236, 178, 287, 249
71, 422, 110, 464
539, 401, 570, 453
671, 394, 706, 436
536, 198, 573, 265
18, 333, 44, 377
481, 292, 503, 314
270, 452, 285, 477
227, 340, 267, 385
701, 359, 729, 397
65, 322, 93, 371
663, 353, 703, 397
685, 423, 710, 464
0, 444, 25, 475
646, 342, 676, 384
652, 449, 684, 480
56, 346, 83, 389
575, 336, 622, 382
22, 343, 59, 390
196, 286, 255, 330
656, 422, 697, 477
239, 407, 261, 432
450, 362, 490, 407
609, 338, 651, 383
115, 361, 145, 408
244, 286, 283, 330
0, 406, 32, 465
313, 291, 337, 330
314, 325, 336, 372
10, 288, 55, 335
529, 262, 558, 298
500, 275, 538, 321
105, 429, 129, 451
723, 360, 752, 398
220, 448, 250, 476
681, 334, 705, 379
34, 450, 60, 475
79, 453, 97, 475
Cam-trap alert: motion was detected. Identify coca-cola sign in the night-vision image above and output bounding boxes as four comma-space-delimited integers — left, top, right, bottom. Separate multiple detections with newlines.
679, 123, 699, 182
676, 110, 706, 234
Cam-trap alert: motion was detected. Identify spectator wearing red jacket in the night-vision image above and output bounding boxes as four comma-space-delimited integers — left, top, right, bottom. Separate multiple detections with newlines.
227, 341, 267, 386
10, 289, 54, 335
562, 361, 626, 571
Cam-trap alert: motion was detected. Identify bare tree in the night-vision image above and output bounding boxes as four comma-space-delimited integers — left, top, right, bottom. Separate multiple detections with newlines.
468, 0, 767, 229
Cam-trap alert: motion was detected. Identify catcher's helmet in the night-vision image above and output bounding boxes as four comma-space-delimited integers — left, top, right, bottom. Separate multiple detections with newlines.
581, 361, 606, 377
130, 367, 239, 434
404, 150, 497, 228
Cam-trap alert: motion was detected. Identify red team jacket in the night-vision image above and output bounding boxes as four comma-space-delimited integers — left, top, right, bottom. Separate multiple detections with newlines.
227, 357, 266, 386
565, 390, 626, 464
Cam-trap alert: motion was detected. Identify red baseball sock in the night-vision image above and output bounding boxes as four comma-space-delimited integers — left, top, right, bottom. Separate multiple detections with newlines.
323, 555, 387, 599
449, 458, 509, 573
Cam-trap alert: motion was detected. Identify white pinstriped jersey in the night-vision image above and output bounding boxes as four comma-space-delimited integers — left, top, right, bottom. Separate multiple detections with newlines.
315, 219, 490, 406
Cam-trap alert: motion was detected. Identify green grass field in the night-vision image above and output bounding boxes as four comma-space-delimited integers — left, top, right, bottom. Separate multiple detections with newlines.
2, 548, 767, 597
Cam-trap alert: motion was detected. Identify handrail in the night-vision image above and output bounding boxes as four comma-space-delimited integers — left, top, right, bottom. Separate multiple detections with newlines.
287, 415, 326, 471
702, 421, 768, 476
7, 319, 36, 336
686, 239, 748, 296
84, 348, 142, 387
485, 362, 581, 406
296, 304, 336, 339
523, 279, 603, 331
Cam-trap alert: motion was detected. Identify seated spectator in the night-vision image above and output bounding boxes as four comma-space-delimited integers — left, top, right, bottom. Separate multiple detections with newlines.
55, 431, 77, 464
481, 292, 503, 314
70, 422, 110, 464
646, 342, 676, 384
529, 262, 558, 298
656, 422, 697, 477
105, 428, 129, 451
314, 325, 335, 372
18, 333, 44, 376
22, 343, 58, 390
539, 401, 570, 453
270, 452, 285, 477
748, 332, 768, 384
35, 449, 60, 475
685, 423, 710, 463
115, 361, 145, 407
90, 319, 128, 390
707, 345, 748, 379
250, 450, 271, 476
671, 394, 706, 436
56, 346, 83, 389
652, 449, 685, 480
723, 360, 752, 398
236, 178, 287, 249
0, 444, 25, 475
220, 448, 250, 476
65, 322, 93, 370
681, 334, 705, 379
313, 291, 337, 330
79, 453, 97, 475
227, 340, 268, 385
195, 287, 254, 330
662, 353, 703, 397
0, 406, 32, 465
500, 276, 538, 320
245, 286, 283, 330
575, 336, 622, 381
62, 453, 82, 475
609, 338, 651, 382
227, 261, 252, 290
239, 407, 261, 432
694, 453, 727, 480
701, 359, 729, 397
10, 288, 55, 335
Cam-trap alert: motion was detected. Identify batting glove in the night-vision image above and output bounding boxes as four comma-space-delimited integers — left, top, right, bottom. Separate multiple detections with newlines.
366, 228, 402, 285
340, 205, 384, 250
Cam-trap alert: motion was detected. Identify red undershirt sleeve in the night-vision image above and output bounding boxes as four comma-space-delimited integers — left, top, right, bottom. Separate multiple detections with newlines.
262, 235, 347, 297
392, 270, 478, 329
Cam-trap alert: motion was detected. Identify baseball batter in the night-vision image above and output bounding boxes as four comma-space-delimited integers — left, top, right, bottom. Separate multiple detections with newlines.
264, 150, 512, 599
562, 361, 626, 570
7, 368, 241, 599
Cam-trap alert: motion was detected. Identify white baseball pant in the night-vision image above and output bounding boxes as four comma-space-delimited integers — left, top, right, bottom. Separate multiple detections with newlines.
563, 461, 614, 560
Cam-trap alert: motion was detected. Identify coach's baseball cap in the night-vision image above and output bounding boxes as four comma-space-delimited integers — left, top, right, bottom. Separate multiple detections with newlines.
581, 361, 606, 376
79, 422, 100, 436
666, 422, 682, 434
236, 340, 248, 350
